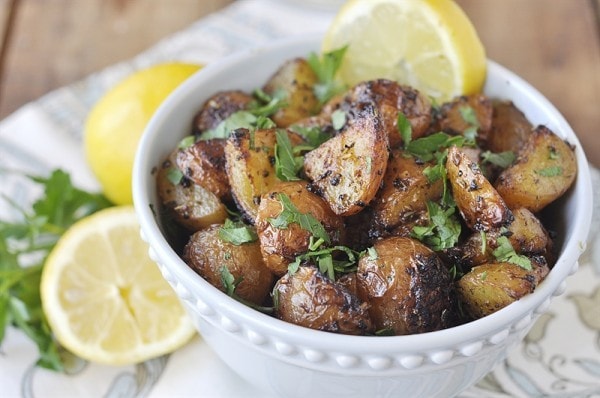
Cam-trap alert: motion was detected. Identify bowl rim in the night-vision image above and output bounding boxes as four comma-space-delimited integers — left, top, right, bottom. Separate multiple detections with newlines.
133, 34, 593, 354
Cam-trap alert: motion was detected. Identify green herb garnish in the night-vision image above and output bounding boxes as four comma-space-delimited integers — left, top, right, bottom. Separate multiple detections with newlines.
274, 130, 303, 181
397, 112, 412, 148
535, 166, 563, 177
481, 150, 516, 169
0, 169, 112, 371
307, 46, 348, 104
218, 219, 258, 245
492, 235, 532, 270
268, 193, 330, 243
288, 237, 358, 281
331, 109, 346, 130
411, 200, 461, 251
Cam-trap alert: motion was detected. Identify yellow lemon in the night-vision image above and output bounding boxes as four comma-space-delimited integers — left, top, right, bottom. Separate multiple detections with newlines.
84, 63, 201, 205
41, 206, 196, 366
322, 0, 486, 103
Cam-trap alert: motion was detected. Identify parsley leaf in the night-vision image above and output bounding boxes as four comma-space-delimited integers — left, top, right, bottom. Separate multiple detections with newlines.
481, 150, 516, 169
274, 130, 303, 181
331, 109, 346, 130
411, 201, 461, 251
0, 169, 111, 372
492, 235, 532, 270
200, 89, 285, 140
268, 193, 329, 243
288, 237, 359, 281
218, 219, 258, 245
397, 112, 412, 148
307, 46, 348, 104
535, 166, 563, 177
219, 266, 273, 314
288, 125, 330, 148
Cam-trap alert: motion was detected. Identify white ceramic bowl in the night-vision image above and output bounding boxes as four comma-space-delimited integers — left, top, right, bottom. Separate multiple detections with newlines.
133, 35, 593, 398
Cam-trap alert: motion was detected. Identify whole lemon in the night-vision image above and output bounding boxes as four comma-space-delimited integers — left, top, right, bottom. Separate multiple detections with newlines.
84, 63, 201, 205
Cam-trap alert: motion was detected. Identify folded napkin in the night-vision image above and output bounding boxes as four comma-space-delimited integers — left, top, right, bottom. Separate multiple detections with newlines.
1, 1, 599, 397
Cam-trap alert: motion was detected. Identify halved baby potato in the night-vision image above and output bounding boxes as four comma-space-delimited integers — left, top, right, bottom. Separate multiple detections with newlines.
304, 104, 389, 216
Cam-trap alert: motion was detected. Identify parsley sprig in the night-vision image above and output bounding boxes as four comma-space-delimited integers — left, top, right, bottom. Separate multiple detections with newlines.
200, 89, 284, 140
411, 201, 462, 251
288, 237, 359, 281
218, 219, 258, 245
268, 193, 330, 244
492, 235, 532, 270
0, 169, 111, 371
307, 46, 348, 104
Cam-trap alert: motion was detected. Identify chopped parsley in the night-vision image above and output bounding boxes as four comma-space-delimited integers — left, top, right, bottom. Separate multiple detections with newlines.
481, 150, 516, 169
398, 112, 412, 148
535, 166, 563, 177
274, 130, 303, 181
411, 200, 462, 251
307, 45, 348, 104
492, 235, 532, 270
331, 109, 346, 130
268, 193, 329, 243
218, 219, 258, 245
288, 237, 359, 281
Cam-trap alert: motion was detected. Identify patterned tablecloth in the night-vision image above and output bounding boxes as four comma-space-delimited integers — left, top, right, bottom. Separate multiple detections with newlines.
1, 1, 599, 397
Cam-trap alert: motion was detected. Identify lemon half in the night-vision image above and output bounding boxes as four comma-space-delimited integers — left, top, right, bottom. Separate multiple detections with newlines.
322, 0, 486, 102
41, 206, 195, 366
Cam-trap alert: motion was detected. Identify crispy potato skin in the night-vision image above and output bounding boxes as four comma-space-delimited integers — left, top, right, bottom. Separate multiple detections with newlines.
304, 104, 389, 216
176, 139, 230, 200
434, 94, 493, 140
274, 266, 373, 335
255, 181, 344, 276
263, 58, 320, 127
356, 237, 456, 335
156, 150, 228, 231
224, 128, 304, 223
447, 146, 513, 231
193, 90, 254, 134
336, 79, 431, 148
495, 125, 577, 213
443, 207, 552, 270
456, 257, 550, 319
183, 225, 273, 305
486, 100, 533, 153
371, 149, 444, 230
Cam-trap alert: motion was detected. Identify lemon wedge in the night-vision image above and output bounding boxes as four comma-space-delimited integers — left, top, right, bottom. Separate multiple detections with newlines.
41, 206, 195, 366
322, 0, 486, 102
84, 63, 201, 206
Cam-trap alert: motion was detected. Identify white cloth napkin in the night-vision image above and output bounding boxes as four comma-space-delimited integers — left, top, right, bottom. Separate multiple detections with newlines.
1, 1, 599, 397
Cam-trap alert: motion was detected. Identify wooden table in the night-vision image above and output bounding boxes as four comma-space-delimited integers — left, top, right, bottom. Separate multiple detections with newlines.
1, 0, 599, 166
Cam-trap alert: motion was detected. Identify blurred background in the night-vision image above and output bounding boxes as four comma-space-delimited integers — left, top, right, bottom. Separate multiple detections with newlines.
0, 0, 598, 166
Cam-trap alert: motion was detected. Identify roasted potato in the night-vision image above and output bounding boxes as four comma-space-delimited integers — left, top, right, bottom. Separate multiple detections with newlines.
304, 103, 389, 216
193, 90, 254, 134
485, 100, 533, 153
336, 79, 432, 148
255, 181, 345, 276
224, 128, 304, 223
447, 146, 513, 231
371, 149, 444, 230
356, 237, 456, 335
456, 256, 550, 319
176, 138, 230, 200
156, 149, 228, 231
443, 207, 552, 270
263, 58, 320, 127
495, 125, 577, 213
274, 266, 373, 335
434, 94, 493, 141
183, 224, 273, 305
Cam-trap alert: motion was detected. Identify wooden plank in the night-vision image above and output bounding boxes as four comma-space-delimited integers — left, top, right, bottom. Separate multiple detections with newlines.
457, 0, 600, 166
0, 0, 233, 119
0, 0, 13, 57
